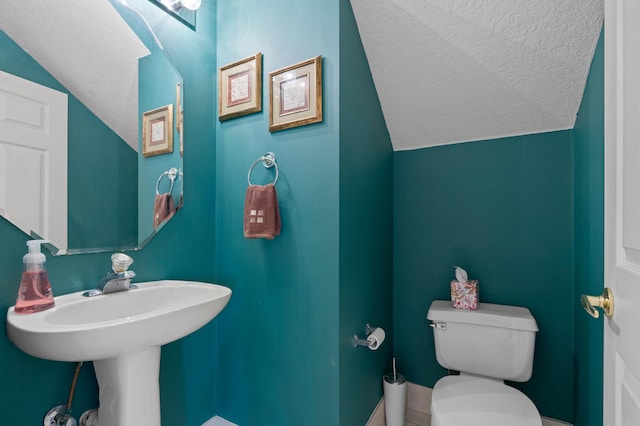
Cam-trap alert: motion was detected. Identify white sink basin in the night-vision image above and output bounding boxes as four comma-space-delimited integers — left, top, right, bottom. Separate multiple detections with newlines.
7, 280, 231, 361
6, 280, 231, 426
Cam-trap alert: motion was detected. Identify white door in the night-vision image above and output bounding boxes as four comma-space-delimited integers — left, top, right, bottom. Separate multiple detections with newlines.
603, 0, 640, 424
0, 70, 68, 253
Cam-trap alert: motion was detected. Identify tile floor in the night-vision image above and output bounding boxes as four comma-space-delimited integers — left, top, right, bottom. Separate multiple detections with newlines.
405, 407, 431, 426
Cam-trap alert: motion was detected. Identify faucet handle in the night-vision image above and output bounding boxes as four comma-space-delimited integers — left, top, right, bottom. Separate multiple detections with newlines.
111, 253, 133, 273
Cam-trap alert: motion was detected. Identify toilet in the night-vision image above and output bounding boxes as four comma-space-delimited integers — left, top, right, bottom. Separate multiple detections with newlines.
427, 300, 542, 426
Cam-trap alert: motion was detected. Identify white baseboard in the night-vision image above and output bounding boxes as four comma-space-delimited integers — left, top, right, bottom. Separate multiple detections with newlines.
366, 381, 572, 426
202, 415, 238, 426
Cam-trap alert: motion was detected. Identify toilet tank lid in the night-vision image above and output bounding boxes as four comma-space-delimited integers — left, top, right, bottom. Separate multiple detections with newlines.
427, 300, 539, 332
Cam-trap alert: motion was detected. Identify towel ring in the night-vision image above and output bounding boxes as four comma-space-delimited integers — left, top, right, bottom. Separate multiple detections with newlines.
156, 167, 178, 195
247, 152, 279, 186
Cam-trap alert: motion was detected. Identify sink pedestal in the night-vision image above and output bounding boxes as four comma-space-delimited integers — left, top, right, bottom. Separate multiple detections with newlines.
93, 347, 161, 426
6, 281, 232, 425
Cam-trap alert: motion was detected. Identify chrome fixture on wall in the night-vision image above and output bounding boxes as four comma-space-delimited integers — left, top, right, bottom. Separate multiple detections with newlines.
247, 153, 279, 186
155, 0, 201, 11
353, 323, 386, 351
148, 0, 201, 28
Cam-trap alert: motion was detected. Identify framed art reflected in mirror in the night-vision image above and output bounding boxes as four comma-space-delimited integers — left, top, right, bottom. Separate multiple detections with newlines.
142, 104, 174, 157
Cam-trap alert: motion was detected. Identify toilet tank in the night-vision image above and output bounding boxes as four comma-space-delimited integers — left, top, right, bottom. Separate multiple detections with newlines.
427, 300, 539, 382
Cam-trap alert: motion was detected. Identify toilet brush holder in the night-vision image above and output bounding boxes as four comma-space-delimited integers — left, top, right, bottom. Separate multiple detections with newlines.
383, 372, 407, 426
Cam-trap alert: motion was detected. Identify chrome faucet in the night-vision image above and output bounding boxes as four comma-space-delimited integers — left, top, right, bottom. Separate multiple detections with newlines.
96, 270, 137, 293
83, 253, 136, 297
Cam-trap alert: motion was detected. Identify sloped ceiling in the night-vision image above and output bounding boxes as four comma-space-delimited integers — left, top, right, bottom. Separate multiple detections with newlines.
351, 0, 604, 151
0, 1, 603, 152
0, 0, 149, 150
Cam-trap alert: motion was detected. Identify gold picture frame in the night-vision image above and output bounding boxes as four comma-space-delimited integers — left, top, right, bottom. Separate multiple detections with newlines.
176, 83, 184, 156
176, 82, 182, 133
142, 104, 174, 157
269, 56, 322, 132
219, 52, 262, 121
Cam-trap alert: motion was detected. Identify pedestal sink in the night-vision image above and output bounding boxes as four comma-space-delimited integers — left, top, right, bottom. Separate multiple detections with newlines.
6, 280, 231, 426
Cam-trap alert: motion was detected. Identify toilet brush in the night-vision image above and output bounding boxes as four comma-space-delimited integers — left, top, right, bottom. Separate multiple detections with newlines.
384, 357, 407, 426
392, 357, 397, 382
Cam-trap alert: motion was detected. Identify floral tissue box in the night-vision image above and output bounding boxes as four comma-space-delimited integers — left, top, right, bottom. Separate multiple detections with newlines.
450, 280, 479, 310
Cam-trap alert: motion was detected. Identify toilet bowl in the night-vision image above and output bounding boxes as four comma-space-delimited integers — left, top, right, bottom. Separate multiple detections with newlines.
431, 375, 541, 426
427, 300, 542, 426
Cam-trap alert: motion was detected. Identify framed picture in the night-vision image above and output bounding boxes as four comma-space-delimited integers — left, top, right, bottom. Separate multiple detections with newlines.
219, 53, 262, 121
269, 56, 322, 132
142, 104, 174, 157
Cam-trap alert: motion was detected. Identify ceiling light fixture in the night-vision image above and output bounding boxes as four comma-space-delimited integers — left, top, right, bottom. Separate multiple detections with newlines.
160, 0, 201, 12
180, 0, 201, 10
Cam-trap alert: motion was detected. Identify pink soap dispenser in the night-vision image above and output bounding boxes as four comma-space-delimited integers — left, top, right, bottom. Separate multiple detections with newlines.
14, 239, 55, 314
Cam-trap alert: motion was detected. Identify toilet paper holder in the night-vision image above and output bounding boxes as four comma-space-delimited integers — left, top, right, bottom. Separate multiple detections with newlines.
353, 323, 378, 348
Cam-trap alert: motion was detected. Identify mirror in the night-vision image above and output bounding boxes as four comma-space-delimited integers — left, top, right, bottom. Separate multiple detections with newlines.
0, 0, 184, 254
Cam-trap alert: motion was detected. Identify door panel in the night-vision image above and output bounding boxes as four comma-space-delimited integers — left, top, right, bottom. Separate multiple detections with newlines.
604, 0, 640, 424
0, 70, 67, 252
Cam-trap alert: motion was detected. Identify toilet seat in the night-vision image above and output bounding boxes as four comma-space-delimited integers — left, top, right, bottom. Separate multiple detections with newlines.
431, 375, 542, 426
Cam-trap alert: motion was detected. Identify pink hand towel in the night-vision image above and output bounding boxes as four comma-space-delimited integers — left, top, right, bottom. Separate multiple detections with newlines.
243, 184, 281, 239
153, 193, 175, 229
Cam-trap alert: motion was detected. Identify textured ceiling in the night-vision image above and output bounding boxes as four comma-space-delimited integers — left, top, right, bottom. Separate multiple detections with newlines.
0, 0, 149, 150
0, 1, 603, 152
351, 0, 604, 151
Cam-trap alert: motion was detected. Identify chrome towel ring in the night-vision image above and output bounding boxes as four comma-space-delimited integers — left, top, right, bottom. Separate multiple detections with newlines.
248, 152, 278, 186
156, 167, 178, 195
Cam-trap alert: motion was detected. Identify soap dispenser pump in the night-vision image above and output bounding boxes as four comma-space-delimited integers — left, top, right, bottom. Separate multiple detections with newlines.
14, 239, 55, 314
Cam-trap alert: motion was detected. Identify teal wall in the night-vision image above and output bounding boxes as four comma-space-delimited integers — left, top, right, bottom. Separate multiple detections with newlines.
338, 0, 394, 424
0, 30, 137, 251
394, 131, 575, 422
214, 0, 340, 424
0, 0, 219, 424
392, 29, 604, 425
215, 0, 393, 424
573, 30, 604, 426
339, 1, 393, 425
0, 1, 604, 424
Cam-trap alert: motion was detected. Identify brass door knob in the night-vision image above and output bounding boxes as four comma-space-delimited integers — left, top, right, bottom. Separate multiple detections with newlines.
581, 288, 614, 318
